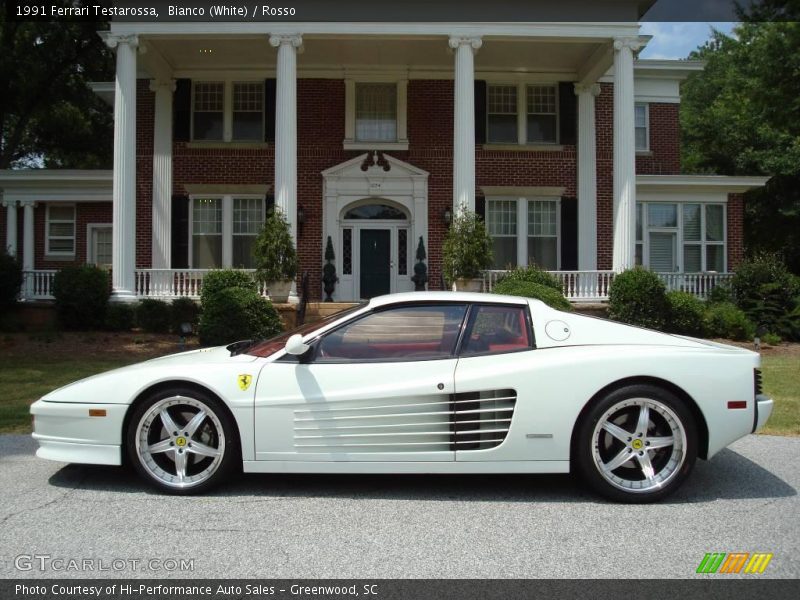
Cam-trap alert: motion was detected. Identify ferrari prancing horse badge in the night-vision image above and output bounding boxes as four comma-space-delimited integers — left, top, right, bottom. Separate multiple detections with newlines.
238, 374, 253, 391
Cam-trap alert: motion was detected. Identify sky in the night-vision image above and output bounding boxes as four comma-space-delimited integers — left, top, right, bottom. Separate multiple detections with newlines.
638, 22, 737, 59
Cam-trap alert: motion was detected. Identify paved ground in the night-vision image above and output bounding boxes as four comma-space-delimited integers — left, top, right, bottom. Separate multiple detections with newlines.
0, 434, 797, 579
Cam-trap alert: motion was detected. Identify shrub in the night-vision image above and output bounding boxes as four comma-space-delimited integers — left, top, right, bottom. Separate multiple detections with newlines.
136, 299, 171, 333
496, 265, 563, 292
704, 302, 755, 341
731, 253, 800, 340
254, 209, 298, 283
607, 268, 668, 330
666, 291, 706, 336
199, 286, 282, 346
199, 269, 257, 305
492, 279, 572, 312
0, 251, 23, 310
442, 209, 493, 283
762, 332, 781, 346
52, 265, 110, 330
707, 282, 734, 305
105, 303, 135, 332
169, 297, 200, 333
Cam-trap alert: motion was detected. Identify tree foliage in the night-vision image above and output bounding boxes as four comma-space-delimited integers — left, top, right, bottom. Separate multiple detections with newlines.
680, 18, 800, 272
0, 4, 114, 168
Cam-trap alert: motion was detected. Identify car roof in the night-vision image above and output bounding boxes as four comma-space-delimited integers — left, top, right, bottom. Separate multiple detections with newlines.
367, 291, 538, 308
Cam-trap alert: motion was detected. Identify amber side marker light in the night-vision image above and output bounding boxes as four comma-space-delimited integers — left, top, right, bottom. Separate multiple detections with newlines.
88, 409, 107, 417
727, 401, 747, 410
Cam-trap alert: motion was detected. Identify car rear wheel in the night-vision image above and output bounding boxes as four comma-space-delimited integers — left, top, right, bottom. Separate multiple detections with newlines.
576, 384, 697, 503
126, 387, 238, 494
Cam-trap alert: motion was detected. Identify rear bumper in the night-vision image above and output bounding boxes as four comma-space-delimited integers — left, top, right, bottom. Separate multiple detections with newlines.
30, 400, 125, 466
753, 394, 774, 433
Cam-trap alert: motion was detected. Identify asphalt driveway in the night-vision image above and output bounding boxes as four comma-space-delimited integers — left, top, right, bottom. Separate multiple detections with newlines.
0, 434, 797, 579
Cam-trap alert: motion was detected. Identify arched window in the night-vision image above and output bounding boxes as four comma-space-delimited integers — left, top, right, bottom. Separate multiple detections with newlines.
343, 203, 407, 220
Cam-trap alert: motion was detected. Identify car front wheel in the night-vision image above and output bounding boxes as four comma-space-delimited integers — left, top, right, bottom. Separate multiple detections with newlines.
576, 384, 697, 503
126, 387, 238, 494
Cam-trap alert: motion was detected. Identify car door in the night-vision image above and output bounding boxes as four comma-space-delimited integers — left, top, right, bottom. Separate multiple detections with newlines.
452, 302, 542, 462
254, 303, 468, 462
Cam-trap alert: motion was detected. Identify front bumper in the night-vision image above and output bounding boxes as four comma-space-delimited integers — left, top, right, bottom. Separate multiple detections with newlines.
753, 394, 774, 433
30, 400, 125, 466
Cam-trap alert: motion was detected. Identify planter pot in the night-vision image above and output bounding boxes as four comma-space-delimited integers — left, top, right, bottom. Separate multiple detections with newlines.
267, 280, 293, 303
454, 278, 483, 292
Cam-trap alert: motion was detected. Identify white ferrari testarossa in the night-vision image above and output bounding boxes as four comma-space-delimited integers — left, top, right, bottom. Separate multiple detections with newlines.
31, 292, 773, 502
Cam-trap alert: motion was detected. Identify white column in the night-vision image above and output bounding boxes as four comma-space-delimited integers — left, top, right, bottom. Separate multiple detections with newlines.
3, 200, 17, 257
449, 36, 481, 215
269, 34, 302, 244
21, 201, 35, 271
150, 79, 174, 269
575, 83, 600, 270
106, 34, 139, 302
612, 38, 640, 272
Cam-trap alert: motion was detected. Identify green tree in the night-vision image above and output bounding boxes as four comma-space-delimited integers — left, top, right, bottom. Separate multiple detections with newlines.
0, 4, 114, 168
680, 19, 800, 272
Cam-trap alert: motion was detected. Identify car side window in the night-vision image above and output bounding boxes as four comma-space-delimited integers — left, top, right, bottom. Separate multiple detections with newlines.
315, 304, 468, 362
460, 304, 532, 357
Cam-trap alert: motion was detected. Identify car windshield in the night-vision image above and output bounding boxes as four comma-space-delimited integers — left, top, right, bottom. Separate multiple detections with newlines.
245, 304, 366, 357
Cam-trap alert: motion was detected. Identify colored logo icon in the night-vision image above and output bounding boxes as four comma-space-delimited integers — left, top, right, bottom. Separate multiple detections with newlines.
696, 553, 773, 574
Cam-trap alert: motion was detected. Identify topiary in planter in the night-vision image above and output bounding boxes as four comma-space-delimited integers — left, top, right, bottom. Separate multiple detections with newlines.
607, 267, 668, 330
492, 279, 572, 311
136, 299, 171, 333
0, 250, 22, 310
52, 265, 110, 330
199, 286, 282, 346
666, 291, 706, 337
411, 236, 428, 292
442, 208, 493, 286
322, 236, 338, 302
254, 209, 298, 283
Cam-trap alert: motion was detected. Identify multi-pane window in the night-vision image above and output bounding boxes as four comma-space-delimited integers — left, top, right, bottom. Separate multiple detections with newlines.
355, 83, 397, 142
526, 85, 557, 144
487, 85, 518, 143
487, 200, 517, 269
193, 82, 224, 141
46, 205, 76, 255
232, 198, 264, 268
487, 198, 559, 270
635, 103, 649, 151
192, 198, 223, 268
636, 202, 726, 272
527, 200, 558, 269
232, 82, 264, 141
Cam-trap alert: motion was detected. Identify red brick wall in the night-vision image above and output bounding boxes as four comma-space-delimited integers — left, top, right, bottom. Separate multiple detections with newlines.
727, 193, 744, 270
636, 103, 681, 175
596, 83, 614, 269
136, 79, 154, 268
34, 202, 112, 269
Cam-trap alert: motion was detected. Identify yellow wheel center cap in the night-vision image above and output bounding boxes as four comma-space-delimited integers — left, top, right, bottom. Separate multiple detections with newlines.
631, 438, 644, 450
175, 436, 187, 448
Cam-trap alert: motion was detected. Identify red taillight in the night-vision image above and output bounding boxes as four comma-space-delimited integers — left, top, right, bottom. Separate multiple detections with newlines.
728, 401, 747, 410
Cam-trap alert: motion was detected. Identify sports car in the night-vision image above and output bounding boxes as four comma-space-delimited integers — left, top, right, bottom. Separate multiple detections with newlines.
30, 291, 773, 502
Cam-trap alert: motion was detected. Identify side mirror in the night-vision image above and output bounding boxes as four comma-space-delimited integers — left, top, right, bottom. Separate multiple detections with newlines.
284, 334, 311, 356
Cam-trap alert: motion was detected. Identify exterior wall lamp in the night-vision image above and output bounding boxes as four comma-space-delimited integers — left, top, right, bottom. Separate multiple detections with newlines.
443, 208, 452, 226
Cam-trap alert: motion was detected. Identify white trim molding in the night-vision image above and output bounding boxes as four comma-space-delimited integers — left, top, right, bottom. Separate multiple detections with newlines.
636, 175, 770, 194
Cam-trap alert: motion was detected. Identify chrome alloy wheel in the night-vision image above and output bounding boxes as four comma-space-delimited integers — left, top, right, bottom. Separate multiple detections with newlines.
591, 398, 687, 494
134, 395, 225, 490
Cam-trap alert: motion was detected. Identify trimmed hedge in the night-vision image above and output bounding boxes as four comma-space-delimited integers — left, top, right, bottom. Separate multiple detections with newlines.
492, 279, 572, 311
704, 302, 755, 341
608, 268, 668, 330
169, 297, 200, 333
666, 291, 706, 337
496, 265, 563, 292
199, 287, 282, 346
105, 303, 136, 332
52, 265, 110, 330
136, 299, 171, 333
0, 251, 22, 310
200, 269, 258, 305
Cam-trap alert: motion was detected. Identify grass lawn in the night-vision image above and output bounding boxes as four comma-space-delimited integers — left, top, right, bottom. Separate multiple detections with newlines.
0, 333, 798, 436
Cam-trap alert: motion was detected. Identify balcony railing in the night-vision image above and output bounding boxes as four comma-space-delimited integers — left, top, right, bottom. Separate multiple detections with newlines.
19, 268, 734, 303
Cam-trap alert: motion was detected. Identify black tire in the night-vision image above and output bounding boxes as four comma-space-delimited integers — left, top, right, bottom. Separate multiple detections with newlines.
125, 386, 239, 495
575, 384, 697, 503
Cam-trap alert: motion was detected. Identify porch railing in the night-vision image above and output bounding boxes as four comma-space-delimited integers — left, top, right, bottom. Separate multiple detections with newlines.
134, 269, 269, 299
20, 270, 58, 300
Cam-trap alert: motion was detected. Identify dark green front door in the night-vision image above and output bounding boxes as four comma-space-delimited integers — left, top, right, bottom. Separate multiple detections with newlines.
360, 229, 391, 299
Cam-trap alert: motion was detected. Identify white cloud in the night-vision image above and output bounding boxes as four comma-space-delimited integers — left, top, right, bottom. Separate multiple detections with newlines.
639, 22, 736, 60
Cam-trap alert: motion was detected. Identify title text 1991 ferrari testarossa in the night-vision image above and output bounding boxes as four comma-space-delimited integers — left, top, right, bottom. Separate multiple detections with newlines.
31, 292, 772, 502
